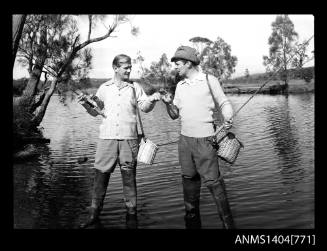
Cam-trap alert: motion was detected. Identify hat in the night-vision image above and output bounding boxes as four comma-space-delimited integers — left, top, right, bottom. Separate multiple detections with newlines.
171, 46, 200, 65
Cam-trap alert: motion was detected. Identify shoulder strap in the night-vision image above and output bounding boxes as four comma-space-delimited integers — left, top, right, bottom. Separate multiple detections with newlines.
206, 74, 224, 130
131, 82, 146, 139
206, 74, 219, 110
206, 74, 232, 136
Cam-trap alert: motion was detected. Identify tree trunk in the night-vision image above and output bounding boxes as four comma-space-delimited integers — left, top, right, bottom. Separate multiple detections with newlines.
282, 35, 289, 93
12, 14, 26, 70
13, 26, 48, 145
283, 67, 289, 92
30, 89, 46, 114
14, 26, 47, 110
15, 15, 119, 132
30, 79, 58, 127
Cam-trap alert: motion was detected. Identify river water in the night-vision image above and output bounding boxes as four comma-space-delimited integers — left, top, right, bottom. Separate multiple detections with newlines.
13, 93, 314, 229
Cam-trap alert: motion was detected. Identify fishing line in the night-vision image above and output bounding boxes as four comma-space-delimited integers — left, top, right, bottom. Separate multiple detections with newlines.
212, 35, 314, 136
157, 140, 179, 147
233, 36, 314, 119
156, 35, 314, 146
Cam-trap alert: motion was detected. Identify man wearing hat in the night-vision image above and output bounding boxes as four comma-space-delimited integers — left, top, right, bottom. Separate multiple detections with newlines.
162, 45, 235, 229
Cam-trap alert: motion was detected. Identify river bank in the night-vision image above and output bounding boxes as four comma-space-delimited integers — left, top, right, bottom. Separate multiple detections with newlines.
78, 78, 315, 97
134, 78, 315, 95
223, 79, 314, 94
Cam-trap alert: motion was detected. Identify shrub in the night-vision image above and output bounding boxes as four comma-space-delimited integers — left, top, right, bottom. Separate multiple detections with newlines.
13, 78, 28, 96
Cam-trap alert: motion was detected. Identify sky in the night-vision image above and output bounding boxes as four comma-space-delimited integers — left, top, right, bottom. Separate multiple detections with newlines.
13, 14, 314, 80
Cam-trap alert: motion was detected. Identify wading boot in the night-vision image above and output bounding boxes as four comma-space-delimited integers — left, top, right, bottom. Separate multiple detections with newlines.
182, 174, 202, 229
207, 177, 235, 229
121, 167, 137, 216
80, 169, 110, 229
126, 212, 138, 229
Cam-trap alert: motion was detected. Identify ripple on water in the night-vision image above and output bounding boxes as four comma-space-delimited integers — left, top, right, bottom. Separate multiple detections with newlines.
14, 94, 314, 229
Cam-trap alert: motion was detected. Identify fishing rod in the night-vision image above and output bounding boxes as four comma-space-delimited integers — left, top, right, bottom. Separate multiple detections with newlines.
72, 89, 107, 118
139, 35, 314, 146
213, 35, 314, 136
158, 35, 314, 146
157, 55, 315, 147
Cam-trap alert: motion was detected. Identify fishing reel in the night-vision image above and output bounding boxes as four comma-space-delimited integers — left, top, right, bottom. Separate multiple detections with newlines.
77, 93, 106, 118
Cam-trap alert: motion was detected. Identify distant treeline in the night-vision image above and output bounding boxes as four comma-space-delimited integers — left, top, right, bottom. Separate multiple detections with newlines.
225, 66, 314, 84
13, 77, 111, 96
13, 77, 163, 96
13, 66, 314, 96
85, 78, 111, 88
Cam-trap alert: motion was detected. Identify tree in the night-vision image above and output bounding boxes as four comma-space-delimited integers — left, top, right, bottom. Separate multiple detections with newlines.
244, 68, 250, 78
292, 40, 309, 69
189, 36, 213, 56
263, 15, 298, 91
13, 14, 137, 145
136, 53, 178, 94
132, 50, 146, 78
141, 53, 172, 83
200, 37, 238, 81
12, 14, 27, 70
301, 67, 314, 83
292, 38, 314, 81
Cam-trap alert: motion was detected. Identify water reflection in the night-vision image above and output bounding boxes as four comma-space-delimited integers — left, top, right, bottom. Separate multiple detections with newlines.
14, 142, 93, 228
262, 95, 314, 228
264, 96, 304, 179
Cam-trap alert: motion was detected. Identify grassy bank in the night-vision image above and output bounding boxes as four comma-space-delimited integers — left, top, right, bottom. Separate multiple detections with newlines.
79, 78, 314, 96
223, 79, 314, 94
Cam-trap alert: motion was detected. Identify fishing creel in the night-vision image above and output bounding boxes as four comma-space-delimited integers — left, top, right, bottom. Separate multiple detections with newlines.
205, 74, 243, 164
216, 130, 244, 164
132, 84, 159, 165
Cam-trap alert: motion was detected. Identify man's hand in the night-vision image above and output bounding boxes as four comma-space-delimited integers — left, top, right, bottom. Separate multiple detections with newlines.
161, 93, 173, 104
77, 94, 87, 104
162, 92, 179, 120
224, 118, 233, 130
149, 92, 161, 102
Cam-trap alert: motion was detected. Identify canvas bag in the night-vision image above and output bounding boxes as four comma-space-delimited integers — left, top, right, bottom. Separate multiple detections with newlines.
131, 84, 158, 165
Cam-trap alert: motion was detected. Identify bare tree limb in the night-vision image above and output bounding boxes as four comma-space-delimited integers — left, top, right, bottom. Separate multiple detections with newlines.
18, 46, 58, 78
88, 15, 92, 40
57, 17, 119, 78
76, 22, 118, 50
72, 35, 79, 49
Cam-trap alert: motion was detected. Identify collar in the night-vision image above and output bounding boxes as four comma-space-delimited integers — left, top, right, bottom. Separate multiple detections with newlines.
104, 79, 114, 86
104, 79, 133, 89
180, 72, 206, 85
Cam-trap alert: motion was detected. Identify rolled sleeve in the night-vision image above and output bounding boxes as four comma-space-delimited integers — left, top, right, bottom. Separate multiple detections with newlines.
173, 84, 181, 108
134, 82, 155, 112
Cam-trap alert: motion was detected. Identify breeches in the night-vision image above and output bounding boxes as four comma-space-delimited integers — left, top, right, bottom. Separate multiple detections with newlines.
178, 134, 220, 187
93, 139, 139, 173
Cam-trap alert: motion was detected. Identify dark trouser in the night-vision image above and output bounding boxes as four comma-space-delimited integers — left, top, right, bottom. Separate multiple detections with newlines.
178, 135, 235, 229
182, 173, 202, 229
207, 177, 235, 229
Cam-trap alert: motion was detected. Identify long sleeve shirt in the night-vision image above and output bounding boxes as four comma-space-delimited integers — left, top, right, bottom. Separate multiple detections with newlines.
95, 79, 156, 139
173, 72, 233, 137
